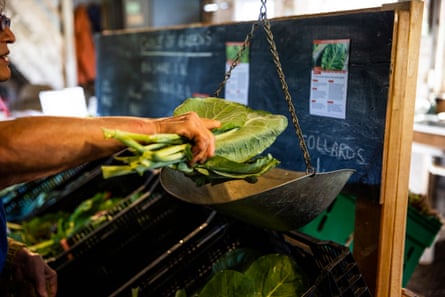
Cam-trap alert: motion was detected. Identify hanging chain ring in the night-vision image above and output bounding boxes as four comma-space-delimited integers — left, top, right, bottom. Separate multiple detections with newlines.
259, 0, 267, 21
214, 0, 315, 175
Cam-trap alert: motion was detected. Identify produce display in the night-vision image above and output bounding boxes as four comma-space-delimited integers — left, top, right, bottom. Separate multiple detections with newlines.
126, 246, 310, 297
175, 249, 309, 297
8, 191, 142, 258
101, 97, 288, 186
408, 191, 443, 219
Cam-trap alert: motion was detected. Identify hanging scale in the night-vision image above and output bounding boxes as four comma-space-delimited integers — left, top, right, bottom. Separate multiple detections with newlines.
161, 0, 355, 231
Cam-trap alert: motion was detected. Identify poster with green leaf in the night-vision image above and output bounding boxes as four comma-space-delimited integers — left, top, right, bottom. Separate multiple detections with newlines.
225, 42, 250, 105
310, 39, 350, 119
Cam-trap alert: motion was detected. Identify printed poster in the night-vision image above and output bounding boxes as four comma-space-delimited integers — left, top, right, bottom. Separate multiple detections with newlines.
310, 39, 350, 119
224, 42, 250, 105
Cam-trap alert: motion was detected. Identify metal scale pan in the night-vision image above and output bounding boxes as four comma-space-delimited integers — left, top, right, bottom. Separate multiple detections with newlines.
161, 167, 354, 231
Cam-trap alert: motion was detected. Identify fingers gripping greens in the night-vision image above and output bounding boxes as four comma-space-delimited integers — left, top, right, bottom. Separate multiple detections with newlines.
175, 97, 288, 163
101, 97, 288, 186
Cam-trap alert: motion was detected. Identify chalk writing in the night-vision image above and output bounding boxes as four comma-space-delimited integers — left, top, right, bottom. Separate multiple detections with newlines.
141, 81, 192, 99
138, 31, 213, 52
177, 32, 213, 49
141, 59, 188, 76
99, 80, 113, 108
304, 134, 367, 165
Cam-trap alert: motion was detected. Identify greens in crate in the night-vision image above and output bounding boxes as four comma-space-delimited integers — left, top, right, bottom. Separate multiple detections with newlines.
8, 191, 142, 258
175, 249, 310, 297
101, 97, 288, 186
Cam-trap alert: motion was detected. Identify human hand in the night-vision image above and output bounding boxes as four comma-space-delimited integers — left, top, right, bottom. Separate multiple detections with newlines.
155, 111, 221, 164
11, 247, 57, 297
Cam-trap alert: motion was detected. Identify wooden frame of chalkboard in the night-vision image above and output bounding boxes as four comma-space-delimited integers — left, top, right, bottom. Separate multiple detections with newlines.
95, 1, 423, 296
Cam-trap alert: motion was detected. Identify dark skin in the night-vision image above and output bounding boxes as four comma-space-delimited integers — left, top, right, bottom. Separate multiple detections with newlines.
0, 7, 220, 297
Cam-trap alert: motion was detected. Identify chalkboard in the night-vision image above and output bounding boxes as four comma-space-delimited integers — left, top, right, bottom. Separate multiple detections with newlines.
96, 10, 395, 199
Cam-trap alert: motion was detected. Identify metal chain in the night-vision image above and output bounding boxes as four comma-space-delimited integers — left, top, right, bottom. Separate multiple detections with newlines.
259, 0, 267, 21
213, 0, 266, 97
214, 0, 314, 174
262, 18, 314, 174
213, 23, 258, 97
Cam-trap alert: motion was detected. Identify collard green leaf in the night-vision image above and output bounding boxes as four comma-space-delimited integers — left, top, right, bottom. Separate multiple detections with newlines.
182, 253, 309, 297
245, 254, 308, 296
176, 154, 280, 186
198, 270, 256, 297
173, 97, 288, 163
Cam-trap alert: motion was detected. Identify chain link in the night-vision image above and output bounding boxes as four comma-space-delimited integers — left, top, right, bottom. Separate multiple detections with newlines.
262, 19, 314, 175
214, 0, 314, 174
259, 0, 267, 21
213, 22, 258, 97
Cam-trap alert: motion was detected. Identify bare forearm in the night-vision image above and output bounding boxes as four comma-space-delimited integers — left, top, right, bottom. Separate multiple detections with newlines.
0, 116, 157, 187
0, 112, 219, 189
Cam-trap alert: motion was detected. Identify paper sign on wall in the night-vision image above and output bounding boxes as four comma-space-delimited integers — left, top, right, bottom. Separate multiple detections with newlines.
224, 42, 250, 105
310, 39, 350, 119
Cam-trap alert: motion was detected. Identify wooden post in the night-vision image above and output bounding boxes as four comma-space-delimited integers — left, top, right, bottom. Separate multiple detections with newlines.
376, 1, 423, 297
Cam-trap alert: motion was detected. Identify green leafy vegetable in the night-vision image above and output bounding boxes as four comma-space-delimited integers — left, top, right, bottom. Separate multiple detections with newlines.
408, 191, 442, 220
245, 254, 307, 296
179, 253, 309, 297
101, 97, 288, 186
320, 43, 347, 71
9, 191, 137, 257
174, 97, 288, 163
198, 270, 254, 297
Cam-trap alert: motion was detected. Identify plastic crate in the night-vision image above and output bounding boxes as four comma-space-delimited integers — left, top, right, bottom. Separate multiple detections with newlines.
28, 157, 133, 218
284, 231, 371, 297
2, 152, 134, 222
1, 160, 100, 222
298, 194, 443, 287
46, 171, 161, 265
298, 193, 356, 248
50, 177, 215, 297
109, 214, 371, 297
403, 205, 443, 286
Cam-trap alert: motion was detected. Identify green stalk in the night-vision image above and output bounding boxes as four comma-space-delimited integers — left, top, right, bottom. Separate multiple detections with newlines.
103, 129, 183, 144
152, 144, 189, 161
101, 165, 140, 179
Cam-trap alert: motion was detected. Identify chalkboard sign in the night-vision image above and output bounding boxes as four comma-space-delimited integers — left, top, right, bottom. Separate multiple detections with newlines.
96, 10, 395, 199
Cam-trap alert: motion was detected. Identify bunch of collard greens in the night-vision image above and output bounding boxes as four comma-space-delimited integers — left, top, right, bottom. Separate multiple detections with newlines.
175, 248, 309, 297
101, 97, 288, 186
8, 191, 137, 258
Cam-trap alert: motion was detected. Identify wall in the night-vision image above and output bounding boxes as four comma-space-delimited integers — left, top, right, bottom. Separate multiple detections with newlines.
6, 0, 65, 89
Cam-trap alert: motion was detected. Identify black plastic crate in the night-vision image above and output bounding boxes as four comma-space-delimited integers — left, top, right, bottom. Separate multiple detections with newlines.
1, 161, 95, 222
7, 169, 162, 259
1, 157, 117, 222
51, 179, 215, 297
283, 231, 372, 297
45, 171, 161, 266
110, 216, 371, 297
30, 158, 141, 219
